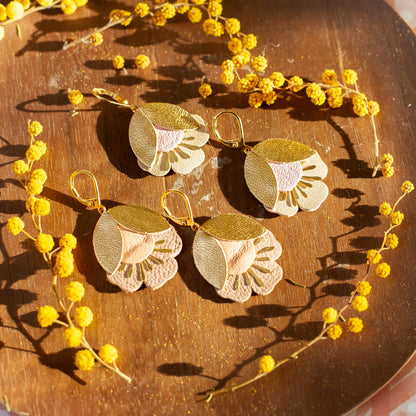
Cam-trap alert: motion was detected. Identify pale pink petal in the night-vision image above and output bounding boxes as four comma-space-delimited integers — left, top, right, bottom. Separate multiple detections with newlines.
107, 265, 143, 293
218, 239, 256, 275
151, 226, 182, 261
249, 262, 283, 296
145, 257, 178, 290
254, 230, 282, 262
154, 125, 184, 152
269, 161, 303, 191
119, 227, 154, 264
216, 275, 252, 303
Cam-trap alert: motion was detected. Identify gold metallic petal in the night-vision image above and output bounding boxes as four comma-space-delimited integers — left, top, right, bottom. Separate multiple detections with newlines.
139, 103, 200, 130
108, 205, 170, 234
200, 213, 266, 241
129, 110, 158, 168
193, 229, 228, 289
252, 138, 316, 163
244, 151, 279, 210
93, 211, 123, 274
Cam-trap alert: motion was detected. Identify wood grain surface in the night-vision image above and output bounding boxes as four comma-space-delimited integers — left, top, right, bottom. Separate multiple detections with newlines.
1, 1, 416, 415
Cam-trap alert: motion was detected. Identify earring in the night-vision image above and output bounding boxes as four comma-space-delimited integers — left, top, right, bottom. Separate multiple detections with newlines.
212, 111, 329, 217
70, 170, 182, 292
161, 190, 283, 303
92, 88, 210, 176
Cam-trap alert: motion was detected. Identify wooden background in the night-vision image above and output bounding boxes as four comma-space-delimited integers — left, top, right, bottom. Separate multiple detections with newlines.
1, 1, 416, 415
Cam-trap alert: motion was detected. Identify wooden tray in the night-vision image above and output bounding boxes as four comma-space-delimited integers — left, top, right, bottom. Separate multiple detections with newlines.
1, 1, 415, 415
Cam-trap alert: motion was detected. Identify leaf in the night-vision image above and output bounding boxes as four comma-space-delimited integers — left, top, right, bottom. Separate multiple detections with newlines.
109, 205, 170, 234
252, 138, 316, 163
128, 110, 158, 168
200, 213, 266, 241
140, 103, 200, 130
93, 211, 123, 274
193, 229, 228, 290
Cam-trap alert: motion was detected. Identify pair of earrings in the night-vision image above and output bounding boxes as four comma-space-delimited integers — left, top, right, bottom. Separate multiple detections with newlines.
92, 89, 329, 217
70, 171, 282, 303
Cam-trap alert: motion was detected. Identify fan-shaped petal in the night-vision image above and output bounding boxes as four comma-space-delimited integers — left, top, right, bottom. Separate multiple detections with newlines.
249, 262, 283, 296
145, 257, 178, 290
107, 265, 144, 293
296, 180, 329, 212
171, 147, 205, 175
216, 275, 252, 303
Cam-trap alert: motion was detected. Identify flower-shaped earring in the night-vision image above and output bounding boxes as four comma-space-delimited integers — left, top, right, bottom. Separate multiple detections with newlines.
161, 189, 283, 303
70, 170, 182, 292
92, 88, 209, 176
213, 111, 329, 217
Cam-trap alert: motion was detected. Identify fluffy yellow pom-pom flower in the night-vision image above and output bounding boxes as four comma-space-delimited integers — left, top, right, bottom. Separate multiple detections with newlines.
391, 211, 404, 225
160, 3, 175, 18
342, 69, 358, 85
75, 349, 95, 370
134, 3, 149, 17
289, 76, 304, 92
37, 305, 59, 327
258, 78, 274, 94
220, 70, 234, 85
26, 145, 43, 161
385, 233, 398, 249
366, 249, 381, 264
252, 55, 268, 72
401, 180, 414, 194
348, 317, 363, 333
228, 37, 242, 54
242, 33, 257, 49
28, 121, 43, 137
63, 326, 83, 347
74, 306, 93, 327
33, 198, 51, 216
27, 179, 44, 195
352, 295, 368, 312
225, 18, 240, 35
322, 69, 338, 86
99, 344, 119, 363
68, 89, 84, 105
248, 92, 263, 108
61, 0, 77, 15
54, 249, 75, 277
376, 262, 390, 278
258, 355, 275, 373
6, 217, 25, 235
0, 5, 7, 22
198, 83, 212, 98
187, 7, 202, 23
33, 140, 47, 156
322, 307, 338, 324
269, 72, 285, 88
382, 164, 394, 177
90, 32, 103, 46
35, 233, 54, 253
135, 54, 150, 69
207, 1, 222, 17
356, 281, 372, 296
65, 281, 85, 302
152, 10, 167, 26
7, 1, 24, 20
12, 160, 29, 176
379, 202, 392, 217
327, 324, 342, 340
59, 234, 77, 250
112, 55, 125, 70
31, 168, 47, 184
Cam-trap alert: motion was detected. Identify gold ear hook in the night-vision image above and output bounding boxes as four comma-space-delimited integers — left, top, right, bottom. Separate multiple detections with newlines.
212, 111, 250, 152
70, 170, 106, 214
161, 189, 199, 231
92, 88, 139, 111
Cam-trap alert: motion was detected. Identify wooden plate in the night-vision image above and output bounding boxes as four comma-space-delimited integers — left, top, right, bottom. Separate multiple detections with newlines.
1, 1, 415, 415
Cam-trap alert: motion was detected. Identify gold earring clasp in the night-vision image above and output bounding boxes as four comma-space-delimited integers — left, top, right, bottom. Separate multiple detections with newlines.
92, 88, 139, 111
161, 189, 199, 231
70, 170, 106, 214
212, 111, 250, 152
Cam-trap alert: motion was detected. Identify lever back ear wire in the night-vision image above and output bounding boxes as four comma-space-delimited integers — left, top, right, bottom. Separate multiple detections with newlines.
160, 189, 200, 231
70, 169, 106, 214
212, 110, 330, 217
70, 170, 182, 293
161, 188, 283, 303
91, 88, 210, 177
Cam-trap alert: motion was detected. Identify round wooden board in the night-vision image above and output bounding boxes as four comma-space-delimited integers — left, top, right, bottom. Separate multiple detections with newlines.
1, 1, 415, 415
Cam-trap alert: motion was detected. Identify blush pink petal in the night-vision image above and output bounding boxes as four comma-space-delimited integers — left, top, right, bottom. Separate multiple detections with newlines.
255, 230, 282, 262
154, 124, 184, 152
145, 257, 178, 290
219, 239, 256, 275
250, 262, 283, 296
269, 161, 303, 191
151, 227, 183, 261
119, 227, 154, 264
216, 275, 252, 303
107, 266, 144, 293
